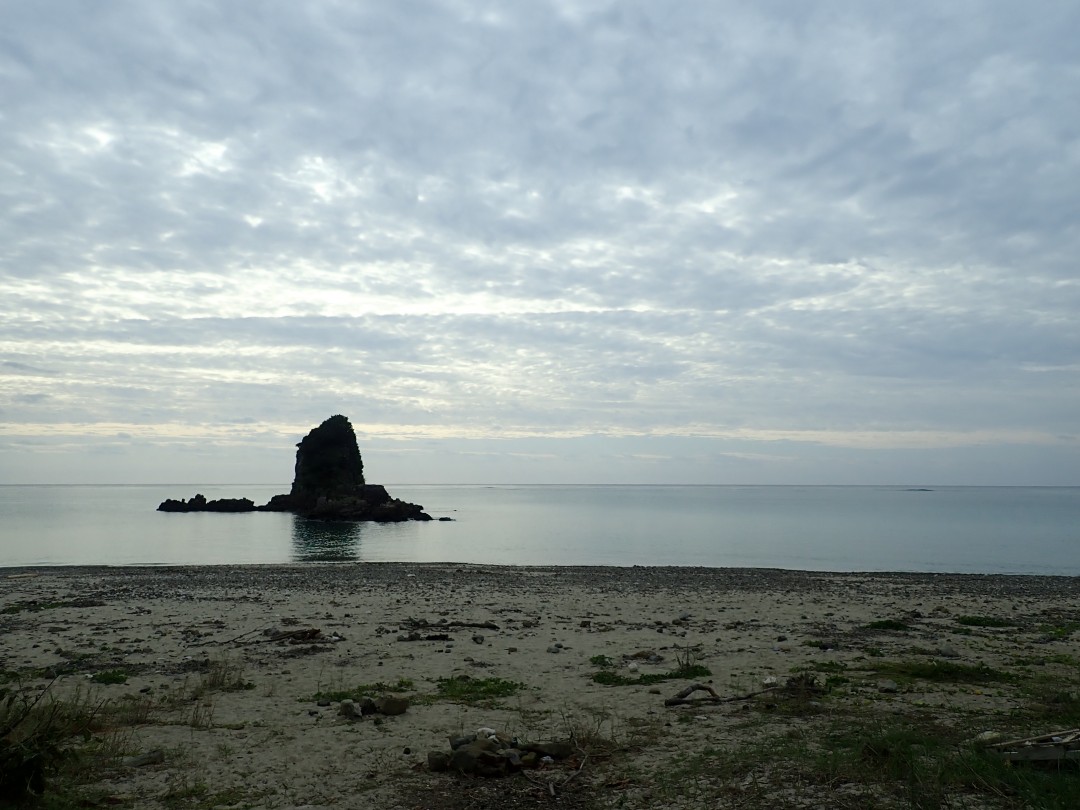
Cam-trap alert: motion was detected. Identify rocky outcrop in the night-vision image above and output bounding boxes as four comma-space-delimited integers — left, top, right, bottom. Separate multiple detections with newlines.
158, 415, 432, 522
291, 414, 365, 499
157, 494, 256, 513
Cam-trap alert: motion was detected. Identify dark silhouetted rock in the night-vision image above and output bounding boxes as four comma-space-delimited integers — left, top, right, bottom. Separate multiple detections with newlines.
157, 415, 432, 522
157, 495, 256, 513
291, 414, 365, 500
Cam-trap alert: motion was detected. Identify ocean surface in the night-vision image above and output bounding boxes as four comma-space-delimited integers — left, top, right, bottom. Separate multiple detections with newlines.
1, 485, 1078, 574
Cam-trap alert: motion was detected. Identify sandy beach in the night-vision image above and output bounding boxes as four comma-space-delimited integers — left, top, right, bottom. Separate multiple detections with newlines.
3, 564, 1080, 809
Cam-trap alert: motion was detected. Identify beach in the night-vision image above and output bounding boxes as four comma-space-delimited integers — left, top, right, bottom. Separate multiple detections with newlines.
3, 564, 1080, 808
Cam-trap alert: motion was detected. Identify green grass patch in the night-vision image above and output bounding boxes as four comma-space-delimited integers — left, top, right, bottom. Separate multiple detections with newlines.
956, 615, 1016, 628
864, 619, 911, 632
1012, 653, 1078, 667
89, 670, 127, 685
589, 654, 616, 668
429, 676, 524, 704
1, 601, 65, 615
810, 717, 1080, 810
591, 664, 711, 687
308, 677, 415, 703
874, 659, 1014, 684
1039, 621, 1080, 639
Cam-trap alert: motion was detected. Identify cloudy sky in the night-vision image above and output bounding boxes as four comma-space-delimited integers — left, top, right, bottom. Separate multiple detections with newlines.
2, 1, 1079, 486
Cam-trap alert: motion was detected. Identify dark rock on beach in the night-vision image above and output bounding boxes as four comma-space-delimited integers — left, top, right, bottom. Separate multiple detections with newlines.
158, 415, 432, 522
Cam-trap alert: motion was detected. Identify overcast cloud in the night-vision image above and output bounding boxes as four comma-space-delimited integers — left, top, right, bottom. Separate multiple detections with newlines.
2, 1, 1079, 485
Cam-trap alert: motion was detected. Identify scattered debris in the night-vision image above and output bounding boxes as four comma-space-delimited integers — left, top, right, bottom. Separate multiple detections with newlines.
122, 750, 164, 768
427, 727, 576, 780
403, 617, 499, 631
664, 674, 823, 707
987, 729, 1080, 762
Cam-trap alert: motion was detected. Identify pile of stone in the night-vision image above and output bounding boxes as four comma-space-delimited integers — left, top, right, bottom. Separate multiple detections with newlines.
337, 696, 409, 718
427, 728, 574, 777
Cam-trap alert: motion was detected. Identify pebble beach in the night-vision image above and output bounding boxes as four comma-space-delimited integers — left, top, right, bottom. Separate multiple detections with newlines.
3, 564, 1080, 808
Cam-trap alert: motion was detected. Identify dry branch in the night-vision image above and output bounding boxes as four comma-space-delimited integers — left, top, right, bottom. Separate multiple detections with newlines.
664, 682, 778, 707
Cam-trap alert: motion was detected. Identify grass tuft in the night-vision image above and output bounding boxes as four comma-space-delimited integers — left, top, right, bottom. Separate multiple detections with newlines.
875, 659, 1014, 684
864, 619, 911, 632
956, 615, 1016, 628
90, 670, 127, 685
430, 675, 524, 704
308, 678, 415, 703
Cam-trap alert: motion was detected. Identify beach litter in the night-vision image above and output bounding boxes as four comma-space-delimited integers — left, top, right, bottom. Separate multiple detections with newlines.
986, 728, 1080, 762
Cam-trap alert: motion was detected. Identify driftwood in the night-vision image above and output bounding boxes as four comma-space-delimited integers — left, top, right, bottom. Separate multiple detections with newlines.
397, 632, 453, 642
520, 746, 589, 799
192, 627, 330, 647
235, 628, 325, 645
989, 729, 1080, 762
192, 628, 262, 647
664, 682, 779, 707
404, 617, 499, 631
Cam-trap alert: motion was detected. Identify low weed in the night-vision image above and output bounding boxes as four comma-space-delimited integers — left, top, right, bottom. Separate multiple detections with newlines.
874, 659, 1014, 684
956, 615, 1016, 628
192, 657, 252, 697
591, 664, 711, 687
90, 670, 127, 685
791, 660, 848, 674
430, 675, 524, 705
307, 677, 415, 703
812, 716, 1080, 810
864, 619, 911, 632
1039, 621, 1080, 639
0, 601, 64, 615
0, 683, 108, 803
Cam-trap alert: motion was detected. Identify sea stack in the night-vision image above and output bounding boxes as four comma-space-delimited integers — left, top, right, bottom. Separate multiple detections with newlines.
262, 415, 430, 521
158, 415, 431, 522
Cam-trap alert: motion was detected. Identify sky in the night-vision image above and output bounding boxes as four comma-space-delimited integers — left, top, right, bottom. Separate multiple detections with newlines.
2, 1, 1079, 486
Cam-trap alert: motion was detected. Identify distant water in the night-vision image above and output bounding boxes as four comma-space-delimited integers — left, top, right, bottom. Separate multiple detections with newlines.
1, 485, 1079, 574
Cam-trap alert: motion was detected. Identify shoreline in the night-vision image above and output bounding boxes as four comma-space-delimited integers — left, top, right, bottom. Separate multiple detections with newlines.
5, 560, 1080, 594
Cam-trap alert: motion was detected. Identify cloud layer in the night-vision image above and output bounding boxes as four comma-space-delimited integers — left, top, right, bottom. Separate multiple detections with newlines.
2, 1, 1079, 483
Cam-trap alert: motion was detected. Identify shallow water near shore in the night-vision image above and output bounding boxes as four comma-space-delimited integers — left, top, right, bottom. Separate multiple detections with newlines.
2, 484, 1079, 573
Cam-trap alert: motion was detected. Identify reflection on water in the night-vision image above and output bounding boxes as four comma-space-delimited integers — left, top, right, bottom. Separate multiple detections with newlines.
291, 517, 363, 561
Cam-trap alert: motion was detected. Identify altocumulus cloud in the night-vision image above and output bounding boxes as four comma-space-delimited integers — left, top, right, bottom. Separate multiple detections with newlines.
1, 0, 1079, 484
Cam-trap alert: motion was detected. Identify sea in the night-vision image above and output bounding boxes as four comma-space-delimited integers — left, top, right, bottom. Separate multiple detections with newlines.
1, 485, 1079, 574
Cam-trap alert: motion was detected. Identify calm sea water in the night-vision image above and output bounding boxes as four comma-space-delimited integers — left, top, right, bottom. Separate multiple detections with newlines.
1, 485, 1078, 574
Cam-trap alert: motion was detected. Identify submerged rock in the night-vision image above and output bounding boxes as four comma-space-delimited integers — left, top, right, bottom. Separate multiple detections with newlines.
158, 415, 432, 522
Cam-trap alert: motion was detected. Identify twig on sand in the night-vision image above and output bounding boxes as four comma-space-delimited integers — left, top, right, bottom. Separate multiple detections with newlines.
664, 682, 779, 707
191, 628, 262, 647
237, 628, 324, 645
403, 617, 500, 631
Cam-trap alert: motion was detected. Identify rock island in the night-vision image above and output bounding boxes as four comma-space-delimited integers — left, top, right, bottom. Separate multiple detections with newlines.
157, 415, 432, 522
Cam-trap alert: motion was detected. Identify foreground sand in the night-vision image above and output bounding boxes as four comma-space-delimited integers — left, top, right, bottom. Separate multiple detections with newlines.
2, 564, 1080, 809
